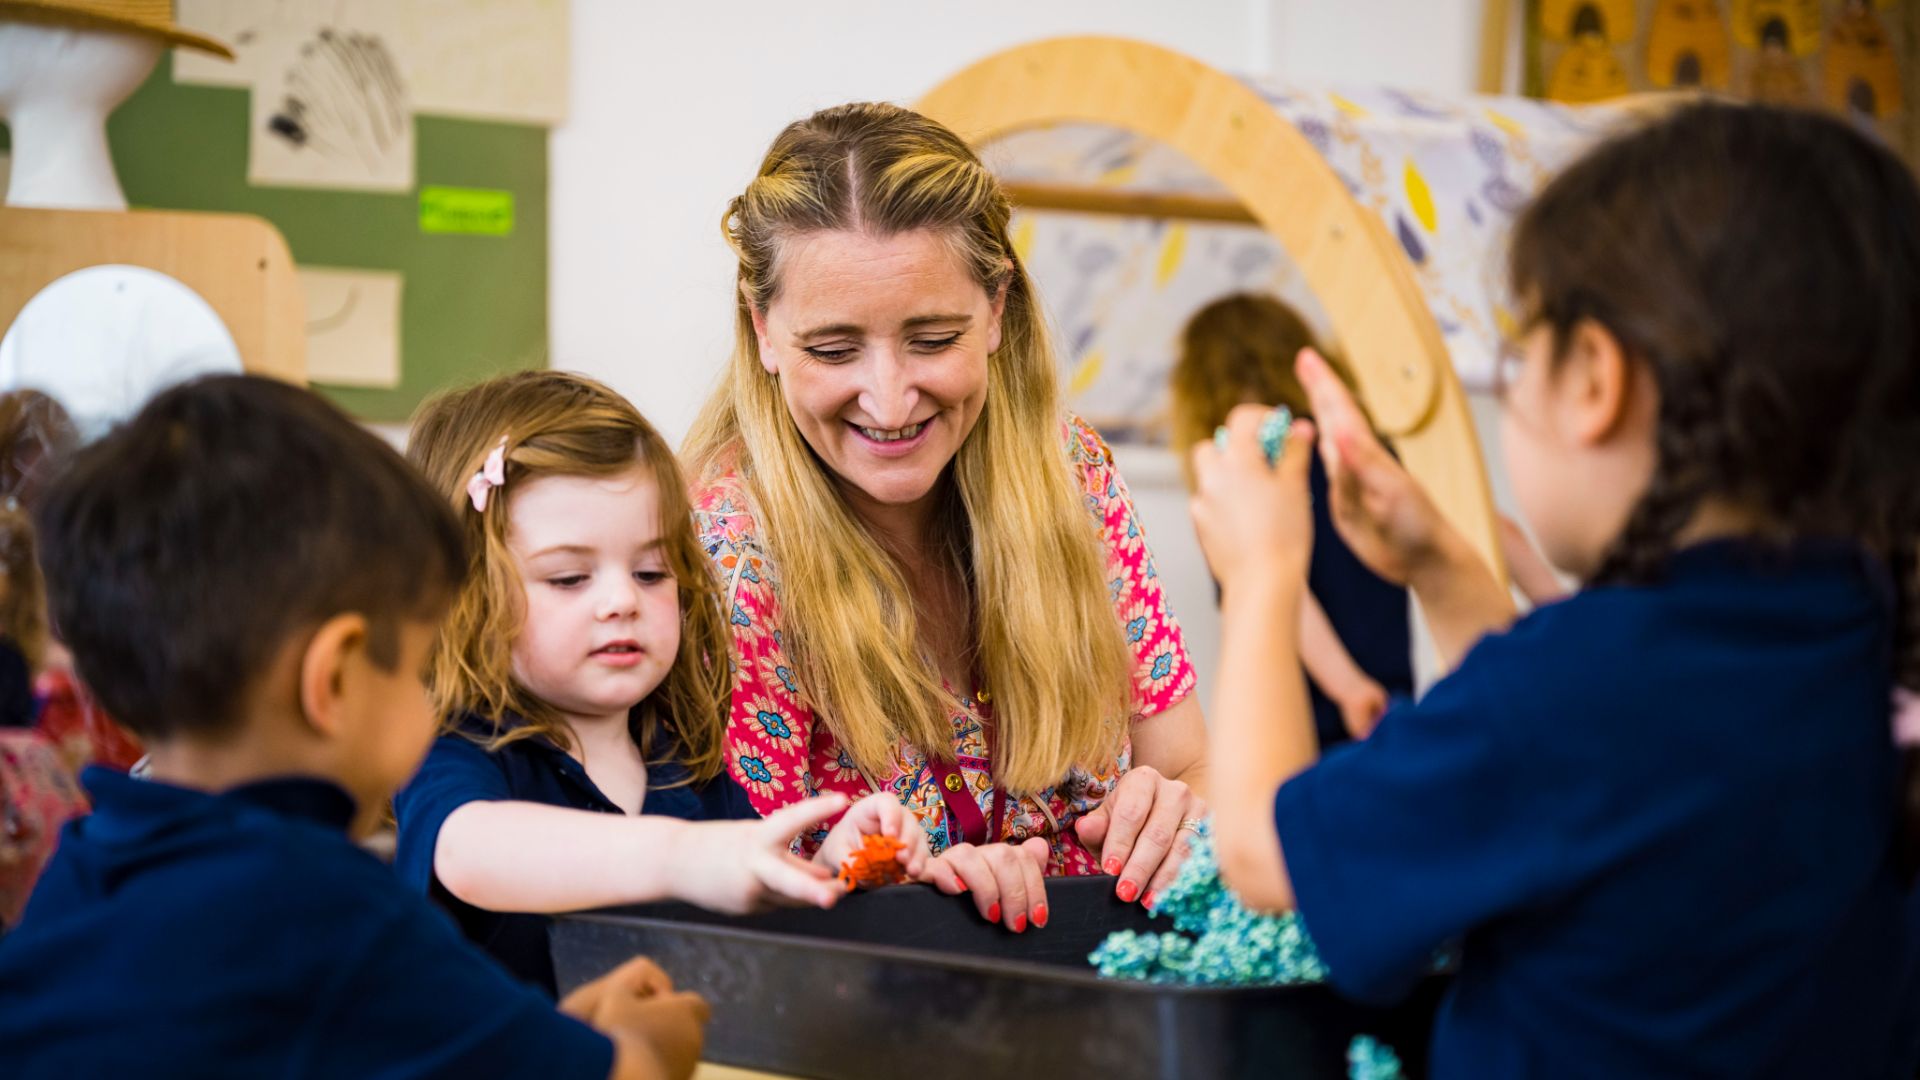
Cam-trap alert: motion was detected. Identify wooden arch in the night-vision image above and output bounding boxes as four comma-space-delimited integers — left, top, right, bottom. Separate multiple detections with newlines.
919, 36, 1506, 581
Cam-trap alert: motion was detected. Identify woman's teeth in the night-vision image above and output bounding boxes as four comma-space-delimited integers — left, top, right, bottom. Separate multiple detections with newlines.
857, 421, 927, 443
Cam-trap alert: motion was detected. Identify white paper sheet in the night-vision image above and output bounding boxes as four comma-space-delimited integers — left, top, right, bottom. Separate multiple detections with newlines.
247, 27, 415, 193
299, 266, 404, 388
177, 0, 567, 125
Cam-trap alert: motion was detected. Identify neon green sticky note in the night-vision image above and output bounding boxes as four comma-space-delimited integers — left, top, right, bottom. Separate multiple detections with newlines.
419, 186, 514, 236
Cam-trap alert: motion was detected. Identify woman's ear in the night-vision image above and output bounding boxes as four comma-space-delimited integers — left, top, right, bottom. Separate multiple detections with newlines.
986, 272, 1011, 354
298, 613, 369, 738
747, 287, 779, 376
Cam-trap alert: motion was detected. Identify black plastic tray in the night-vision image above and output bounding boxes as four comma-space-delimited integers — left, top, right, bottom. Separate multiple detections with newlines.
552, 876, 1443, 1079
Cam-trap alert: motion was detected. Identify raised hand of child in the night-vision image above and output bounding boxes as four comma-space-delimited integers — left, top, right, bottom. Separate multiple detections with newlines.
1189, 402, 1320, 590
559, 956, 709, 1080
926, 837, 1051, 933
676, 794, 851, 914
1294, 348, 1448, 586
814, 791, 931, 883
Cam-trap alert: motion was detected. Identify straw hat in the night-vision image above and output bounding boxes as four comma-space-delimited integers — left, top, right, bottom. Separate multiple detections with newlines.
0, 0, 233, 59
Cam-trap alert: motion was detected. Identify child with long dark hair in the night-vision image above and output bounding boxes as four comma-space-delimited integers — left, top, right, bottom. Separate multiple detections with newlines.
1194, 102, 1920, 1075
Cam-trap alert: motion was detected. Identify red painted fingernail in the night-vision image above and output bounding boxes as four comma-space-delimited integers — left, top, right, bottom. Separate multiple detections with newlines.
1033, 903, 1049, 928
1012, 914, 1028, 933
986, 903, 1000, 923
1142, 891, 1156, 910
1103, 858, 1122, 875
1116, 880, 1138, 903
955, 880, 969, 894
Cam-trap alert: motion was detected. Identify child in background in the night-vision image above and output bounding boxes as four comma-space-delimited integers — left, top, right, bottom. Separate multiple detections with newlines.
1170, 295, 1412, 743
394, 371, 927, 995
1192, 103, 1920, 1076
0, 375, 709, 1080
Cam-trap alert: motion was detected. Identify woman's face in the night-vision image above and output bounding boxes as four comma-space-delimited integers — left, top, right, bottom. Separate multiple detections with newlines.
751, 228, 1003, 520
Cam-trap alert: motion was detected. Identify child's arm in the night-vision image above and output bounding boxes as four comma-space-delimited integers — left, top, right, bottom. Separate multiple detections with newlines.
1296, 349, 1515, 670
559, 956, 709, 1080
1297, 591, 1388, 739
1188, 407, 1322, 912
434, 795, 850, 915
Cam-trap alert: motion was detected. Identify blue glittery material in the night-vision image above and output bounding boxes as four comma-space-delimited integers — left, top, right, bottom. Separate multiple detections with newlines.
1089, 819, 1329, 987
1347, 1035, 1404, 1080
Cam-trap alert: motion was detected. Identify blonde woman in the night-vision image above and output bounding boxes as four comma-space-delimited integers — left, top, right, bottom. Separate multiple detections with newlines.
686, 103, 1207, 934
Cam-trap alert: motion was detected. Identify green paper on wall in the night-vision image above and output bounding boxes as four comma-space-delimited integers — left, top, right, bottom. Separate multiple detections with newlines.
420, 186, 515, 236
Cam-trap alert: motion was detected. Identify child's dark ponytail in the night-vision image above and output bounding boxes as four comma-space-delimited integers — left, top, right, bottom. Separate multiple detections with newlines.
1509, 101, 1920, 875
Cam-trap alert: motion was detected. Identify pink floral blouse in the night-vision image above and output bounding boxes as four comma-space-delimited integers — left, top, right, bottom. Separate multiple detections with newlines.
694, 416, 1196, 876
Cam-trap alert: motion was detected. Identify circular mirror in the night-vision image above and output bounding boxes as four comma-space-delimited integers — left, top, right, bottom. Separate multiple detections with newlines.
0, 265, 244, 441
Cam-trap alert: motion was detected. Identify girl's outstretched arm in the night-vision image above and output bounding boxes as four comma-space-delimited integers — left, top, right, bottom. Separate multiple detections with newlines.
434, 795, 850, 914
1188, 406, 1322, 911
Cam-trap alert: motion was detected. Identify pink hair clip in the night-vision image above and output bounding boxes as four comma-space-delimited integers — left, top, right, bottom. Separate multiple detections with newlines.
1896, 688, 1920, 750
466, 436, 508, 513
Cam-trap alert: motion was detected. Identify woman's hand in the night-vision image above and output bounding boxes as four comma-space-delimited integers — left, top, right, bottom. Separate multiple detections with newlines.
925, 837, 1051, 932
1073, 765, 1207, 909
1295, 348, 1449, 586
1188, 404, 1319, 592
672, 794, 852, 914
813, 791, 931, 882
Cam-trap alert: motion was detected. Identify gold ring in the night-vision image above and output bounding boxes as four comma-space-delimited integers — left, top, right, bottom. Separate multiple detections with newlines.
1176, 818, 1204, 835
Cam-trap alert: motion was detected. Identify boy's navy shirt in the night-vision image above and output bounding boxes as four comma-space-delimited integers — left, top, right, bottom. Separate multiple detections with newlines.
0, 767, 613, 1079
1276, 538, 1919, 1078
394, 713, 757, 995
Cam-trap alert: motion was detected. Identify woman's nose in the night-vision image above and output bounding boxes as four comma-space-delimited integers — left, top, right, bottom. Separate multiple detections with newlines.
857, 347, 919, 430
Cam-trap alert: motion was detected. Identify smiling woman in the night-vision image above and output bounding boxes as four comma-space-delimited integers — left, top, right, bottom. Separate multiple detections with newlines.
684, 102, 1211, 935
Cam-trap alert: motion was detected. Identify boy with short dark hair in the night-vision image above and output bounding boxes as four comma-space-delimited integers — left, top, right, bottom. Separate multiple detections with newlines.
0, 376, 707, 1080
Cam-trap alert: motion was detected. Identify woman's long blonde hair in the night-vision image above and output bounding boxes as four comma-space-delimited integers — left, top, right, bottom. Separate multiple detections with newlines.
1169, 293, 1360, 490
409, 371, 729, 783
683, 102, 1134, 795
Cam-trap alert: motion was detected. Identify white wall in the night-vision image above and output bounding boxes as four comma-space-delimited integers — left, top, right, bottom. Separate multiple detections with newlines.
550, 0, 1272, 445
549, 0, 1497, 712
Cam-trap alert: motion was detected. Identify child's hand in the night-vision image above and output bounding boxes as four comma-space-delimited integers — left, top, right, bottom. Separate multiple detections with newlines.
559, 956, 709, 1080
925, 837, 1052, 933
675, 794, 851, 914
1296, 348, 1448, 586
1335, 677, 1389, 740
1189, 403, 1319, 591
814, 791, 931, 883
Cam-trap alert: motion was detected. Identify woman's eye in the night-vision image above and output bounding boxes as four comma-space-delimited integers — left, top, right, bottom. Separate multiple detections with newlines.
634, 570, 673, 585
910, 334, 961, 353
547, 574, 588, 588
804, 345, 855, 363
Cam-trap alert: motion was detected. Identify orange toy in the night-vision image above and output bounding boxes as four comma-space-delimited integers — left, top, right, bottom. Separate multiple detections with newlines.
838, 834, 910, 891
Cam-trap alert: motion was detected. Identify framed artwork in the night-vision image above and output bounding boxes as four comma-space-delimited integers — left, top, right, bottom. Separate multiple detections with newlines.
1520, 0, 1917, 165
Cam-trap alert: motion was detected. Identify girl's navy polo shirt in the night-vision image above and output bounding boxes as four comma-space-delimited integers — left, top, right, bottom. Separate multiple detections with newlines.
0, 768, 612, 1079
393, 713, 758, 995
1275, 539, 1919, 1077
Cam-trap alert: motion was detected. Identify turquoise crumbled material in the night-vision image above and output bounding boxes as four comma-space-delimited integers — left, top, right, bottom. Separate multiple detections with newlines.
1347, 1035, 1404, 1080
1257, 406, 1294, 466
1211, 406, 1294, 466
1089, 818, 1329, 987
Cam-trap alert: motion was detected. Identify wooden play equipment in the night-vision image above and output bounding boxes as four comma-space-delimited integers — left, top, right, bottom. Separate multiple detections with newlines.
0, 205, 306, 384
920, 37, 1646, 581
